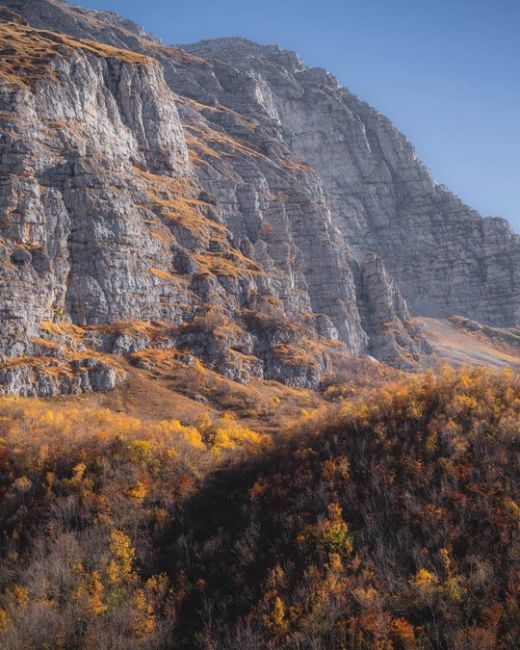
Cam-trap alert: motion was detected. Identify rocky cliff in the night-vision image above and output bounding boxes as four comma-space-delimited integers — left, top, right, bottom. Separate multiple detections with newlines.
0, 0, 518, 395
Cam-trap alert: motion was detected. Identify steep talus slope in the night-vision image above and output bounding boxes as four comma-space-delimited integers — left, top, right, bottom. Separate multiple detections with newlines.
0, 0, 519, 396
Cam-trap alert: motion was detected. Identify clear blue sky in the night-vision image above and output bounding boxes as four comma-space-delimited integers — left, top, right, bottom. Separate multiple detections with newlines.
79, 0, 520, 229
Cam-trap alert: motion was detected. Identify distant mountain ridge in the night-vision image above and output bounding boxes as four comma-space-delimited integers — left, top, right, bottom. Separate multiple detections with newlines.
0, 0, 519, 395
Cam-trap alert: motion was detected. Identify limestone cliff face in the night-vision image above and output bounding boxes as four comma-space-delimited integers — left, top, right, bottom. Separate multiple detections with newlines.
0, 0, 518, 394
0, 10, 353, 393
0, 26, 188, 343
181, 38, 520, 327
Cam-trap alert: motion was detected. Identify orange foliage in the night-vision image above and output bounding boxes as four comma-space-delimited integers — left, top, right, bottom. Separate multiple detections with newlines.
1, 367, 520, 647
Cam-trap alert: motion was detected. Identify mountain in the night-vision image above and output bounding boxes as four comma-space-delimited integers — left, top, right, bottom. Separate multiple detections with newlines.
1, 4, 520, 649
1, 0, 520, 399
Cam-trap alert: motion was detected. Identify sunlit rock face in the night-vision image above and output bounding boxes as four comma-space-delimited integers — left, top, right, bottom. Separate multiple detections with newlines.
0, 0, 519, 393
182, 37, 520, 328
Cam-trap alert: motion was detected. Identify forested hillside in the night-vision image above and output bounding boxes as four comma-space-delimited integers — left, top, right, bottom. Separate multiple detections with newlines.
1, 367, 519, 648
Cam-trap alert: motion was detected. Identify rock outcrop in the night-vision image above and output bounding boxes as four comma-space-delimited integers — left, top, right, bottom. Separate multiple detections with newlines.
0, 0, 518, 393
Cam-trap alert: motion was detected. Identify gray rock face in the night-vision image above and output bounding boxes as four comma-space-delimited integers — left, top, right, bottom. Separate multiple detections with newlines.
181, 38, 520, 327
0, 358, 120, 397
358, 253, 420, 367
0, 0, 518, 393
0, 29, 189, 349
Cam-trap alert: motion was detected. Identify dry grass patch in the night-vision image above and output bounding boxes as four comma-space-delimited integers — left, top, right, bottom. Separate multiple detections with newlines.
151, 267, 176, 282
0, 351, 117, 380
272, 343, 320, 368
134, 167, 261, 278
0, 21, 151, 87
184, 123, 265, 161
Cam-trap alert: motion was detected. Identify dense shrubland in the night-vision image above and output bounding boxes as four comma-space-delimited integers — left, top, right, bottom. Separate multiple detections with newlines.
1, 367, 520, 648
0, 401, 266, 648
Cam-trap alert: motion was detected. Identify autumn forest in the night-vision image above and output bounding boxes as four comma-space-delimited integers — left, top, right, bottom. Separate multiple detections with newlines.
0, 366, 519, 648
